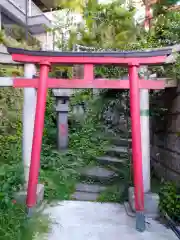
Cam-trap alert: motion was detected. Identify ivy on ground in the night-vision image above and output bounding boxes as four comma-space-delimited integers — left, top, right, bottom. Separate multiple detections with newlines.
40, 90, 109, 202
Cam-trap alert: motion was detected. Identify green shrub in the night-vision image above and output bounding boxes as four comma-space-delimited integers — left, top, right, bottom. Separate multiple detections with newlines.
159, 182, 180, 222
0, 65, 51, 239
0, 163, 23, 209
98, 184, 125, 203
4, 25, 41, 48
0, 204, 50, 240
0, 66, 23, 205
40, 91, 109, 201
1, 28, 41, 50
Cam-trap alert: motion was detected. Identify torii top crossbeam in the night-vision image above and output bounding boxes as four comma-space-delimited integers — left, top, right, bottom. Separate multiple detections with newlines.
7, 46, 179, 90
8, 46, 176, 65
7, 46, 180, 232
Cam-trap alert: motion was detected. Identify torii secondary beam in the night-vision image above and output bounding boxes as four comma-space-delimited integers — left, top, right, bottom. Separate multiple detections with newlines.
13, 78, 165, 89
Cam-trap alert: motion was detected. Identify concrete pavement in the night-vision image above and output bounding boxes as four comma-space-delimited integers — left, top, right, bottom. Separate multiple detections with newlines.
42, 201, 178, 240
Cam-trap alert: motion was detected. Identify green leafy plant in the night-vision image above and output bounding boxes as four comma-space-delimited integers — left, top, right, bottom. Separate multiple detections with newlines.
0, 29, 41, 50
0, 163, 23, 209
53, 0, 138, 50
98, 184, 126, 203
39, 90, 109, 202
0, 65, 51, 239
159, 182, 180, 222
0, 204, 50, 240
4, 25, 41, 49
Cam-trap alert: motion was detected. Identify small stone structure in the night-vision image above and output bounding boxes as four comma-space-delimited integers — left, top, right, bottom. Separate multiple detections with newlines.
53, 89, 71, 150
53, 88, 86, 150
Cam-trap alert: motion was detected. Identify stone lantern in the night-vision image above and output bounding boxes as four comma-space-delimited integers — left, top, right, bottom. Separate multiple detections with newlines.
53, 89, 72, 150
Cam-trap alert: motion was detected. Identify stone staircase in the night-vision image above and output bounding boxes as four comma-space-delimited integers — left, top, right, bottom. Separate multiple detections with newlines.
72, 134, 132, 201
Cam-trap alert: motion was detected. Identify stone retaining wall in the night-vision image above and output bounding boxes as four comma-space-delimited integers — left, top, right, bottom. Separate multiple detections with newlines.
150, 84, 180, 184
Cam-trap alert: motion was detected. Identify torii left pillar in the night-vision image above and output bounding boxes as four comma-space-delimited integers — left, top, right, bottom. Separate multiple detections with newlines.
15, 64, 44, 205
26, 61, 50, 215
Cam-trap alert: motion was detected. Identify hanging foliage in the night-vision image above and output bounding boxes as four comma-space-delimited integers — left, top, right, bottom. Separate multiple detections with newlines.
66, 0, 138, 49
152, 0, 180, 16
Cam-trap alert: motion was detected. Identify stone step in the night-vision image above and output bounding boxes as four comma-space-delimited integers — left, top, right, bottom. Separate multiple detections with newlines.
80, 166, 118, 184
72, 191, 99, 201
105, 128, 130, 135
100, 129, 131, 141
108, 137, 132, 147
75, 183, 106, 193
97, 156, 126, 165
107, 146, 128, 152
105, 146, 131, 157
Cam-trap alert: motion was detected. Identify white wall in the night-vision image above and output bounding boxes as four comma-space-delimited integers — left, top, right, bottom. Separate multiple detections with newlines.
31, 11, 54, 50
34, 33, 47, 50
45, 10, 83, 50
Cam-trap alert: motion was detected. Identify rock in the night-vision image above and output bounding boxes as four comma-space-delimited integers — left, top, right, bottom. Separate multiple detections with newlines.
72, 192, 99, 201
75, 183, 106, 193
80, 166, 117, 183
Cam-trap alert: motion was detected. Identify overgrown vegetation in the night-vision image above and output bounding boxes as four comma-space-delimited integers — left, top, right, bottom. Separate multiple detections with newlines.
40, 90, 109, 201
98, 185, 124, 203
0, 27, 41, 50
98, 163, 131, 203
159, 182, 180, 222
4, 25, 41, 49
0, 206, 50, 240
0, 67, 50, 239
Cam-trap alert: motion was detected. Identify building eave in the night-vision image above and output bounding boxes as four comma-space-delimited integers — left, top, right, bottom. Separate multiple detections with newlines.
33, 0, 60, 11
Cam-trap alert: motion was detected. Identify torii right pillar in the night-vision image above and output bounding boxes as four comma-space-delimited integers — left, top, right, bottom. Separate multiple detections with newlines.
128, 1, 159, 222
128, 65, 160, 226
129, 63, 145, 231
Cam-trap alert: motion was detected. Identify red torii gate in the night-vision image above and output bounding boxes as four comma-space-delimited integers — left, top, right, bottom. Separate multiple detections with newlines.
8, 47, 172, 232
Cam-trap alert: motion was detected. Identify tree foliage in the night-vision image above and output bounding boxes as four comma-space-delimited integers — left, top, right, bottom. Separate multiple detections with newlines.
58, 0, 86, 13
55, 0, 138, 50
150, 11, 180, 46
144, 9, 180, 80
152, 0, 180, 16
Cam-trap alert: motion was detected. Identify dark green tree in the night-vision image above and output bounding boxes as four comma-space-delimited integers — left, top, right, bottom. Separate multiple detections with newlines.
57, 0, 138, 50
152, 0, 180, 16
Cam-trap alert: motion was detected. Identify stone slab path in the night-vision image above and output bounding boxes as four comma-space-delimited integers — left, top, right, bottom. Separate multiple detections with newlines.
72, 136, 130, 201
43, 201, 178, 240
